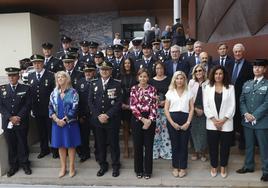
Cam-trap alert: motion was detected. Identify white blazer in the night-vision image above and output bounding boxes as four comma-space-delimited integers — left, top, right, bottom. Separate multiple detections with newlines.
203, 85, 235, 132
188, 79, 209, 103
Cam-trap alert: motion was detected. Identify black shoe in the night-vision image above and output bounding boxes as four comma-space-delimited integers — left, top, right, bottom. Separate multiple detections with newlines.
112, 169, 120, 177
144, 174, 151, 179
261, 174, 268, 181
80, 154, 90, 163
22, 166, 32, 175
97, 168, 108, 177
52, 152, 59, 159
7, 167, 18, 177
37, 151, 50, 159
236, 167, 254, 174
136, 173, 143, 179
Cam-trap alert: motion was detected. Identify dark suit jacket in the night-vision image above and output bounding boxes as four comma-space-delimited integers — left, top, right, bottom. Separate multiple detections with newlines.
28, 70, 55, 116
165, 59, 190, 78
156, 49, 171, 63
111, 58, 125, 79
88, 78, 122, 128
129, 51, 143, 62
69, 69, 84, 90
0, 83, 31, 130
45, 56, 64, 73
213, 55, 234, 76
134, 57, 156, 77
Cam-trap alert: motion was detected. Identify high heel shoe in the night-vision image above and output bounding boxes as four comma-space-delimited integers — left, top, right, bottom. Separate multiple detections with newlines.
220, 167, 227, 178
210, 168, 217, 177
58, 169, 66, 178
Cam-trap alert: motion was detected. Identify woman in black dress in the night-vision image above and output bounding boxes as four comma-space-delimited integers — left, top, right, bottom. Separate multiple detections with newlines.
120, 58, 137, 158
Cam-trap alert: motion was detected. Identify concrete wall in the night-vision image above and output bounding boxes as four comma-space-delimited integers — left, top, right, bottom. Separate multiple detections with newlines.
0, 13, 32, 76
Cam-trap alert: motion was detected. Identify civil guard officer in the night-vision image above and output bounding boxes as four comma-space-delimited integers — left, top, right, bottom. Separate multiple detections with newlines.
77, 64, 98, 162
88, 61, 122, 177
57, 35, 72, 59
42, 42, 64, 73
62, 54, 84, 90
79, 40, 92, 64
111, 44, 124, 79
237, 59, 268, 182
28, 54, 58, 159
0, 67, 31, 177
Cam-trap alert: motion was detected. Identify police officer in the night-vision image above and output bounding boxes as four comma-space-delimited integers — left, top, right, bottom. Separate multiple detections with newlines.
156, 36, 172, 63
79, 40, 93, 64
152, 38, 161, 57
111, 44, 124, 79
105, 45, 115, 62
237, 59, 268, 182
67, 47, 85, 72
62, 54, 84, 90
88, 41, 99, 63
0, 67, 31, 177
77, 64, 98, 162
42, 42, 64, 73
129, 38, 143, 62
88, 61, 122, 177
180, 38, 195, 62
94, 51, 105, 77
28, 54, 57, 159
135, 42, 156, 76
121, 39, 131, 59
57, 35, 72, 59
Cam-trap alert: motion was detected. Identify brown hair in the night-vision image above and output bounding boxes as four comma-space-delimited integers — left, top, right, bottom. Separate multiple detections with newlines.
208, 65, 230, 88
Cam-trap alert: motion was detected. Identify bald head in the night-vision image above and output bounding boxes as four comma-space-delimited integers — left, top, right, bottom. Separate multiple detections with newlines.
199, 52, 209, 64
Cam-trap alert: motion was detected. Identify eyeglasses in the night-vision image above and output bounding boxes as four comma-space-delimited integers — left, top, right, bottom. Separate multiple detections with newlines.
195, 69, 203, 73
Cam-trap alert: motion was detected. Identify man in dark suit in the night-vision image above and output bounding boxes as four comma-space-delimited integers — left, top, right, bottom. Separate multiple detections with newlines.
77, 64, 97, 162
88, 61, 122, 177
134, 42, 156, 76
42, 42, 64, 73
57, 35, 72, 60
186, 40, 203, 69
180, 38, 195, 62
230, 43, 254, 150
237, 59, 268, 182
0, 67, 31, 177
79, 40, 92, 64
28, 54, 57, 159
129, 38, 143, 62
111, 44, 124, 79
62, 54, 84, 90
156, 36, 172, 63
214, 43, 233, 75
198, 52, 216, 77
165, 44, 190, 78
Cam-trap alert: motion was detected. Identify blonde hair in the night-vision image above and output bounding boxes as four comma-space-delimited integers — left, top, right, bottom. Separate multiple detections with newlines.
168, 71, 188, 91
55, 71, 72, 90
191, 64, 207, 81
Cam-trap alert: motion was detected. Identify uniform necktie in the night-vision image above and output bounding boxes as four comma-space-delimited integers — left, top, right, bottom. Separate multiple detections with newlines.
253, 79, 258, 88
231, 60, 240, 84
220, 57, 224, 66
135, 52, 138, 57
37, 73, 41, 81
165, 51, 168, 56
45, 58, 48, 65
68, 71, 71, 75
103, 83, 107, 90
12, 85, 16, 92
145, 59, 149, 64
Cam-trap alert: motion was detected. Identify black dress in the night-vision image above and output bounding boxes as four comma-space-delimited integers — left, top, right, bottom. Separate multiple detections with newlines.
120, 74, 137, 121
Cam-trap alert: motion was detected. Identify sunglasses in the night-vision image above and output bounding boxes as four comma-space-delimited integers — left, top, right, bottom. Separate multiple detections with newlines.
195, 69, 203, 73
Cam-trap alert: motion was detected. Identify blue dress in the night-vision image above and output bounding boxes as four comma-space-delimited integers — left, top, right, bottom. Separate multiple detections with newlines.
51, 95, 81, 148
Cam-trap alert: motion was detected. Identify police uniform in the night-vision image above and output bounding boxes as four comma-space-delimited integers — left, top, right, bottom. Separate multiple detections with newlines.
111, 44, 124, 79
0, 67, 31, 177
67, 47, 85, 72
87, 41, 99, 63
129, 39, 143, 62
134, 43, 156, 76
42, 42, 64, 73
237, 59, 268, 181
88, 61, 122, 177
79, 40, 93, 64
121, 39, 131, 59
77, 64, 98, 162
56, 35, 72, 59
104, 45, 115, 62
62, 54, 84, 90
180, 38, 196, 62
28, 54, 56, 159
156, 36, 172, 62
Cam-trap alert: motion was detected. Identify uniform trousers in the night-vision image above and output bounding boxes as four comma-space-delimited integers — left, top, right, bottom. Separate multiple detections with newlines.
35, 116, 51, 153
167, 111, 190, 169
95, 125, 120, 170
131, 114, 156, 175
4, 128, 29, 168
207, 130, 232, 168
244, 127, 268, 174
79, 117, 91, 157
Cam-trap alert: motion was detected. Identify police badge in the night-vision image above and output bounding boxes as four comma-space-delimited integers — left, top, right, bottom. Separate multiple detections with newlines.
81, 84, 84, 89
45, 79, 48, 86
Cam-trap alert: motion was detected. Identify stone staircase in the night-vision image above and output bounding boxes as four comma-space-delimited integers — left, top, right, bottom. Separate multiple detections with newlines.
0, 138, 267, 187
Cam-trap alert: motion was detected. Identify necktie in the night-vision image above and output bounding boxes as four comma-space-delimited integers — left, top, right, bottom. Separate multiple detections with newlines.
103, 82, 107, 90
135, 52, 138, 57
45, 58, 48, 65
145, 59, 148, 64
231, 61, 240, 84
68, 71, 71, 76
165, 51, 168, 56
220, 57, 224, 66
196, 56, 200, 64
12, 85, 16, 92
253, 80, 258, 89
37, 73, 41, 81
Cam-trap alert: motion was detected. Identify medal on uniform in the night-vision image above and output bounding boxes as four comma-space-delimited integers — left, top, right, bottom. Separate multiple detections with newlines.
111, 100, 115, 105
31, 79, 34, 84
3, 91, 7, 96
45, 79, 48, 86
74, 78, 77, 85
86, 58, 89, 62
51, 64, 54, 69
81, 84, 84, 89
94, 86, 98, 92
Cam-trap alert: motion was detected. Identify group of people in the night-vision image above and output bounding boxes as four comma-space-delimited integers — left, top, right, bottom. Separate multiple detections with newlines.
0, 32, 268, 182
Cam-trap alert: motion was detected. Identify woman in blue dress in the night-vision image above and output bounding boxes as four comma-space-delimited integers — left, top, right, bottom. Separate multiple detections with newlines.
49, 71, 81, 178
